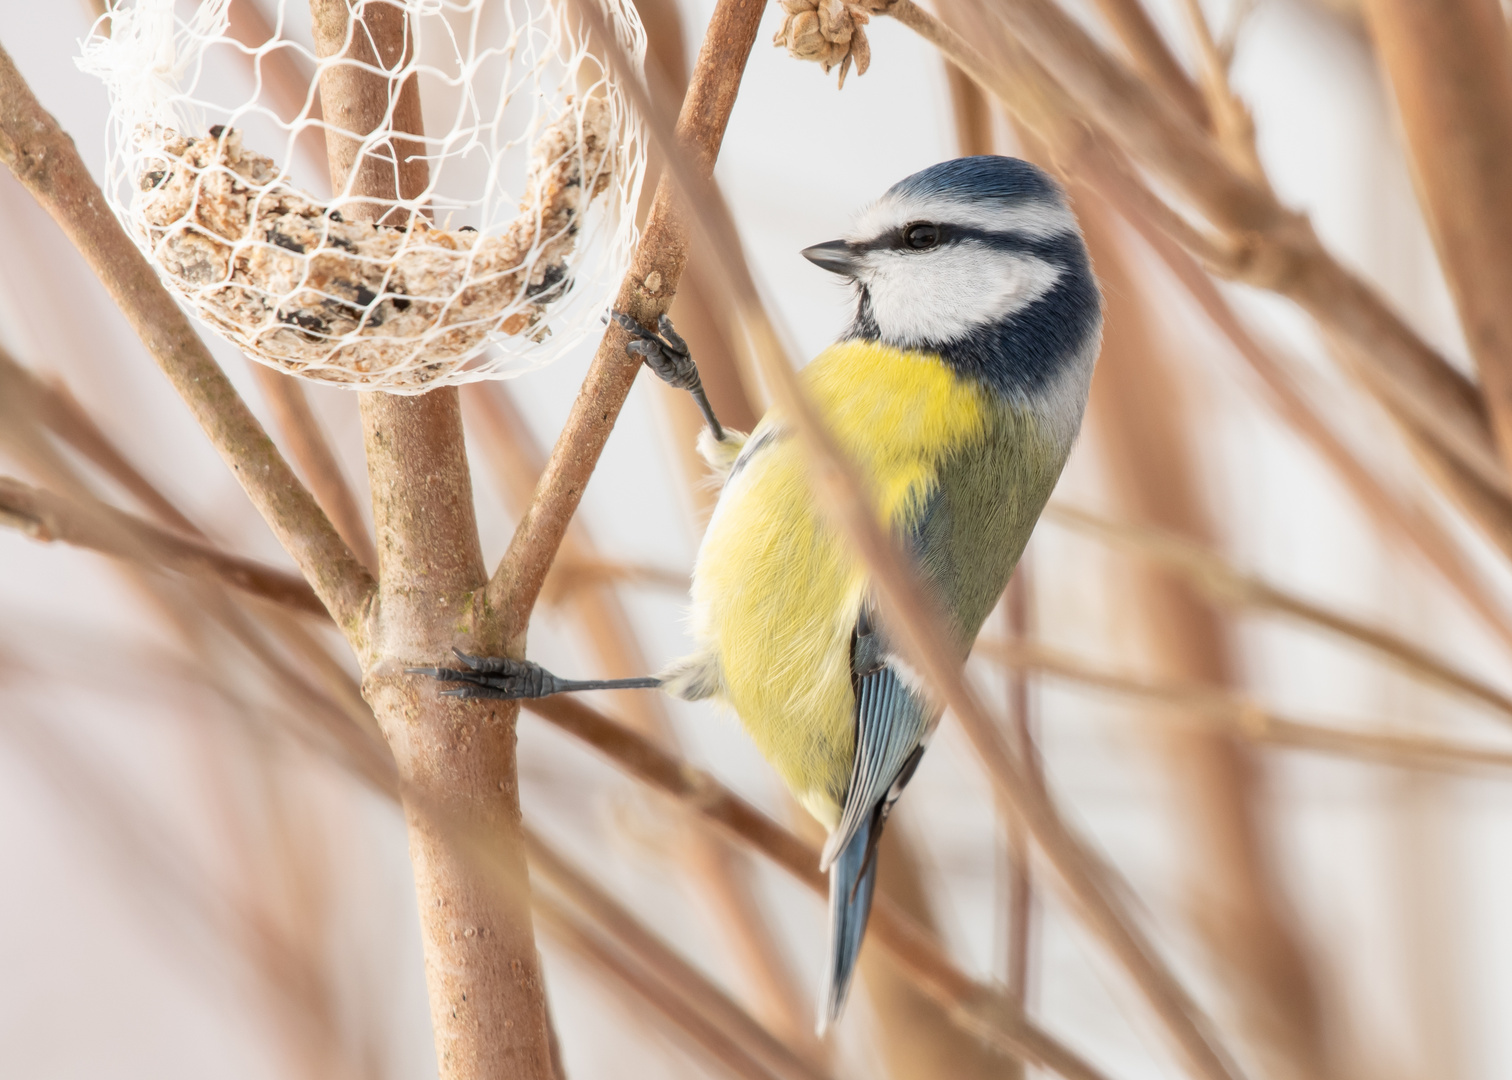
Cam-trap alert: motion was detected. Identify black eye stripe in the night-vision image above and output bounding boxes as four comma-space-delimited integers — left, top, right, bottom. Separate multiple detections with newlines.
850, 223, 1078, 263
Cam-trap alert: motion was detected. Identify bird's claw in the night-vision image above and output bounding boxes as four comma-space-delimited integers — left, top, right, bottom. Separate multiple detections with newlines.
405, 649, 562, 700
613, 309, 700, 393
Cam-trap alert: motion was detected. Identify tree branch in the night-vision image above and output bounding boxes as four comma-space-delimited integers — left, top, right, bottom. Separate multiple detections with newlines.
526, 830, 832, 1080
486, 0, 769, 642
305, 3, 554, 1077
0, 473, 326, 616
249, 364, 378, 575
1362, 0, 1512, 476
524, 697, 1115, 1080
0, 43, 376, 638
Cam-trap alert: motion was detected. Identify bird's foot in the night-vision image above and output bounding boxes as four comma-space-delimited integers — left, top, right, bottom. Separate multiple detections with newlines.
407, 649, 566, 700
613, 310, 727, 442
613, 310, 700, 393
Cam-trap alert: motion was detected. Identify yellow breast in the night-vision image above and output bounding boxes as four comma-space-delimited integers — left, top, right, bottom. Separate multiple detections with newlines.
690, 340, 991, 825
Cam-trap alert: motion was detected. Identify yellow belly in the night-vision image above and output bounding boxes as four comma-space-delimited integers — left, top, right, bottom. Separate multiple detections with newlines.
689, 340, 992, 825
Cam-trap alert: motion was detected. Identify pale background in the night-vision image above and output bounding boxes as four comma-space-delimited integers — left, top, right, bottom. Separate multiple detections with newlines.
2, 2, 1510, 1078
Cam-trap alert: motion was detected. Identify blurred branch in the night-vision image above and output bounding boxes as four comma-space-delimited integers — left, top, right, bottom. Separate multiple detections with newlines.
0, 473, 326, 616
1101, 183, 1512, 651
1362, 0, 1512, 475
0, 348, 199, 534
542, 557, 689, 599
868, 826, 1013, 1080
0, 44, 376, 639
1077, 175, 1332, 1080
1047, 504, 1512, 724
524, 697, 1111, 1080
532, 896, 786, 1080
526, 831, 832, 1080
0, 703, 371, 1080
487, 0, 768, 643
249, 365, 377, 575
976, 638, 1512, 777
1087, 0, 1209, 128
859, 72, 1029, 1080
1176, 0, 1263, 179
1002, 568, 1038, 1007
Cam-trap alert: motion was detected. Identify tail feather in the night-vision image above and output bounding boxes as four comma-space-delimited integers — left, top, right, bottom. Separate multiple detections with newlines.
817, 806, 883, 1033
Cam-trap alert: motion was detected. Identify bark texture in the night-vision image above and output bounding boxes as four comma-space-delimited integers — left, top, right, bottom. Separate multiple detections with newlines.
308, 4, 556, 1077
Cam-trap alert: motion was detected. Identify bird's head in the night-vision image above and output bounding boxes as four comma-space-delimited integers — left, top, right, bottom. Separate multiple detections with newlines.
802, 156, 1102, 398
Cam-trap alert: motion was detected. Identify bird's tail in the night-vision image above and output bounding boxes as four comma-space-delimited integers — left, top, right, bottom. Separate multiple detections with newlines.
817, 805, 883, 1034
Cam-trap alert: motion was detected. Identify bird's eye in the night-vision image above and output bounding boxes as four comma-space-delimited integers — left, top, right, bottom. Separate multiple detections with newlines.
902, 223, 939, 250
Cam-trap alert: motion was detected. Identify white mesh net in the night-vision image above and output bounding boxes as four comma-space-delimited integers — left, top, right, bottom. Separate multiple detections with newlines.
79, 0, 647, 391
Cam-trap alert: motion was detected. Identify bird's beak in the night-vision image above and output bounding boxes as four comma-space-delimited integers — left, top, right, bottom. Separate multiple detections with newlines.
801, 239, 860, 277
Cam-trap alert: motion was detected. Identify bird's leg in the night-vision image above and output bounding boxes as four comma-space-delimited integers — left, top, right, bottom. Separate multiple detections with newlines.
408, 649, 663, 700
613, 310, 726, 443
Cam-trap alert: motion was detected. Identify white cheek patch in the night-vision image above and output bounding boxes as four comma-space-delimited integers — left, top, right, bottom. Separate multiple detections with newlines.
853, 193, 1077, 243
861, 243, 1062, 345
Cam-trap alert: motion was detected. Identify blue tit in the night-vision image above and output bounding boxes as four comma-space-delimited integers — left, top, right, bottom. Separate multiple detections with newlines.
418, 155, 1103, 1031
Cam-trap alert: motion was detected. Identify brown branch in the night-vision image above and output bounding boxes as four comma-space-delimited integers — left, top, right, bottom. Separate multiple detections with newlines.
525, 831, 832, 1080
305, 4, 554, 1078
1002, 568, 1038, 1007
1047, 504, 1512, 725
1176, 0, 1264, 180
861, 72, 1025, 1080
1077, 178, 1331, 1080
1362, 0, 1512, 475
0, 473, 326, 616
1087, 0, 1210, 128
976, 638, 1512, 777
0, 348, 202, 536
524, 697, 1114, 1080
0, 44, 375, 638
249, 364, 377, 575
1093, 173, 1512, 652
531, 896, 776, 1080
486, 0, 769, 642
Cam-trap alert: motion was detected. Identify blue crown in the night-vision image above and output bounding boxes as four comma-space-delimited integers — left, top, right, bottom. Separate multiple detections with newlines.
886, 155, 1063, 205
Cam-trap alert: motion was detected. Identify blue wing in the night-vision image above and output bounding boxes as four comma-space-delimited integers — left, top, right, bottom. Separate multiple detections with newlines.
817, 418, 1038, 1029
816, 612, 930, 1031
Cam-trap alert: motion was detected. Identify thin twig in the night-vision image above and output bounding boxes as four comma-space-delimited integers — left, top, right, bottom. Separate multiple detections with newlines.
525, 831, 833, 1080
524, 696, 1114, 1080
0, 45, 375, 638
0, 473, 326, 616
249, 364, 377, 575
975, 638, 1512, 777
486, 0, 769, 644
1046, 504, 1512, 724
